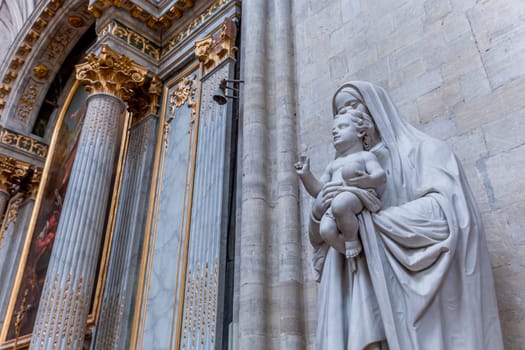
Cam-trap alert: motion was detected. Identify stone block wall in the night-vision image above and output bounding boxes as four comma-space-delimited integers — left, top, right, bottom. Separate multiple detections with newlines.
293, 0, 525, 348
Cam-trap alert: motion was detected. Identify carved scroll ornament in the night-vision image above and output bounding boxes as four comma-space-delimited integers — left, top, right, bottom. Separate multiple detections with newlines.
194, 18, 237, 74
75, 44, 148, 101
169, 75, 197, 117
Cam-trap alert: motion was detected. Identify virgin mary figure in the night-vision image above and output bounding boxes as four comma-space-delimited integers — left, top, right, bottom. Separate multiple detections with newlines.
305, 81, 503, 350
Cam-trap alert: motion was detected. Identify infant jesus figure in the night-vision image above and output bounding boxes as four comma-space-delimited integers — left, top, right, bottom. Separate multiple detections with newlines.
295, 108, 386, 265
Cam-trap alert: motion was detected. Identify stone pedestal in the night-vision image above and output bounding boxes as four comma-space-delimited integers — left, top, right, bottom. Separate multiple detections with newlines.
29, 45, 147, 350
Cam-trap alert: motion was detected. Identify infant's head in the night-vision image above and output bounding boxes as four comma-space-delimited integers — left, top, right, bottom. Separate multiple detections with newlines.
334, 108, 373, 151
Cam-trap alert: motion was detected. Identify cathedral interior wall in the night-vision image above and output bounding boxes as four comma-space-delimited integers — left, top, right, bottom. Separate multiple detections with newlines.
0, 0, 524, 348
293, 0, 525, 348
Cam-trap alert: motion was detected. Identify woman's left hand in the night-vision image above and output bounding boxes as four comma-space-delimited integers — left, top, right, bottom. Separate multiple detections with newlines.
345, 170, 371, 188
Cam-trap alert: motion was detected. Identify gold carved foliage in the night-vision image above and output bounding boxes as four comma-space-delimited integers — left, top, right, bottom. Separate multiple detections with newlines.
163, 0, 232, 55
88, 0, 195, 30
0, 127, 48, 158
0, 154, 41, 201
148, 75, 162, 115
104, 21, 161, 60
128, 76, 163, 121
75, 45, 148, 101
194, 18, 237, 74
0, 157, 30, 184
169, 75, 197, 118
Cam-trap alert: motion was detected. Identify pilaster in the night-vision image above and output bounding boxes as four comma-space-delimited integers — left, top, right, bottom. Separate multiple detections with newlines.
29, 45, 147, 350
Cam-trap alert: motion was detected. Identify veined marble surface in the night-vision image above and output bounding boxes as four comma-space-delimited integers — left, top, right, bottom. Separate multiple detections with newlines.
142, 64, 234, 349
142, 74, 196, 349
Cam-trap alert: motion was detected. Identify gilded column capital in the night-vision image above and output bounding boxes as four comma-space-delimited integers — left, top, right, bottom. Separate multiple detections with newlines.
194, 17, 237, 74
0, 154, 31, 189
0, 171, 11, 193
75, 44, 148, 101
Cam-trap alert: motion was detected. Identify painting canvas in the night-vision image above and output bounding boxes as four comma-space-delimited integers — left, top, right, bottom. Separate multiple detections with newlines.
5, 85, 88, 341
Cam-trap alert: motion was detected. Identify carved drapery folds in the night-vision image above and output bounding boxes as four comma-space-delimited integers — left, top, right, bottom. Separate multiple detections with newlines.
75, 44, 148, 101
194, 18, 237, 74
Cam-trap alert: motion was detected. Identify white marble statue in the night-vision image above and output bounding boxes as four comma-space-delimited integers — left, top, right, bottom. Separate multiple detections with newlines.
296, 108, 386, 269
296, 81, 504, 350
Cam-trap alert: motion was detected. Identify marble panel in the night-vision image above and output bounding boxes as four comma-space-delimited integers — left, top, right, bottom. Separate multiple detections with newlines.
0, 198, 34, 331
141, 70, 197, 350
180, 64, 232, 349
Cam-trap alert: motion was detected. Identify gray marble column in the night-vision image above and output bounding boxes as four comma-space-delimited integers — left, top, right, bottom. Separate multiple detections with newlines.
93, 113, 157, 350
29, 45, 147, 350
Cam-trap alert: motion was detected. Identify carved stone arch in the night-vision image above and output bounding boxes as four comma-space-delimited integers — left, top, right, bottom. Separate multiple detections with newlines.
0, 0, 95, 140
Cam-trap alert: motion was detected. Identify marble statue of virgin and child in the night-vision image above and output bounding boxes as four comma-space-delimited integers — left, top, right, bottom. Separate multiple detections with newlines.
295, 81, 504, 350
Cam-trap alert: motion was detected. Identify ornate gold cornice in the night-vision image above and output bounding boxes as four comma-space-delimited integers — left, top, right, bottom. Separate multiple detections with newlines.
75, 44, 148, 101
0, 127, 48, 159
163, 0, 232, 56
100, 20, 161, 60
194, 17, 237, 74
88, 0, 195, 30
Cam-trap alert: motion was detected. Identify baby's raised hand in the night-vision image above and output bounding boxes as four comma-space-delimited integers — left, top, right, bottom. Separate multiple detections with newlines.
294, 155, 310, 175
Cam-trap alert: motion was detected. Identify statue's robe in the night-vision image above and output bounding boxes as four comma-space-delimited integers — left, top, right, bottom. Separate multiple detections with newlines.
311, 81, 503, 350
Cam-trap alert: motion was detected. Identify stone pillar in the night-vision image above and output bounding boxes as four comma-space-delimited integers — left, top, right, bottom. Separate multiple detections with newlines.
29, 45, 147, 350
238, 1, 270, 349
273, 1, 305, 348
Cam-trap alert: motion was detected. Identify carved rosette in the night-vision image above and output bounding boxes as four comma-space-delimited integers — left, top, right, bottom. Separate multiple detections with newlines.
75, 44, 148, 101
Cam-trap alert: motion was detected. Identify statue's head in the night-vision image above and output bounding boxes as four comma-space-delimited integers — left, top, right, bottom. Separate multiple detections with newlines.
334, 108, 373, 151
333, 86, 369, 116
333, 83, 381, 150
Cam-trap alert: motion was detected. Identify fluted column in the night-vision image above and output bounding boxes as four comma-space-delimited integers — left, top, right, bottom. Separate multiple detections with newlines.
94, 77, 160, 350
30, 45, 147, 350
